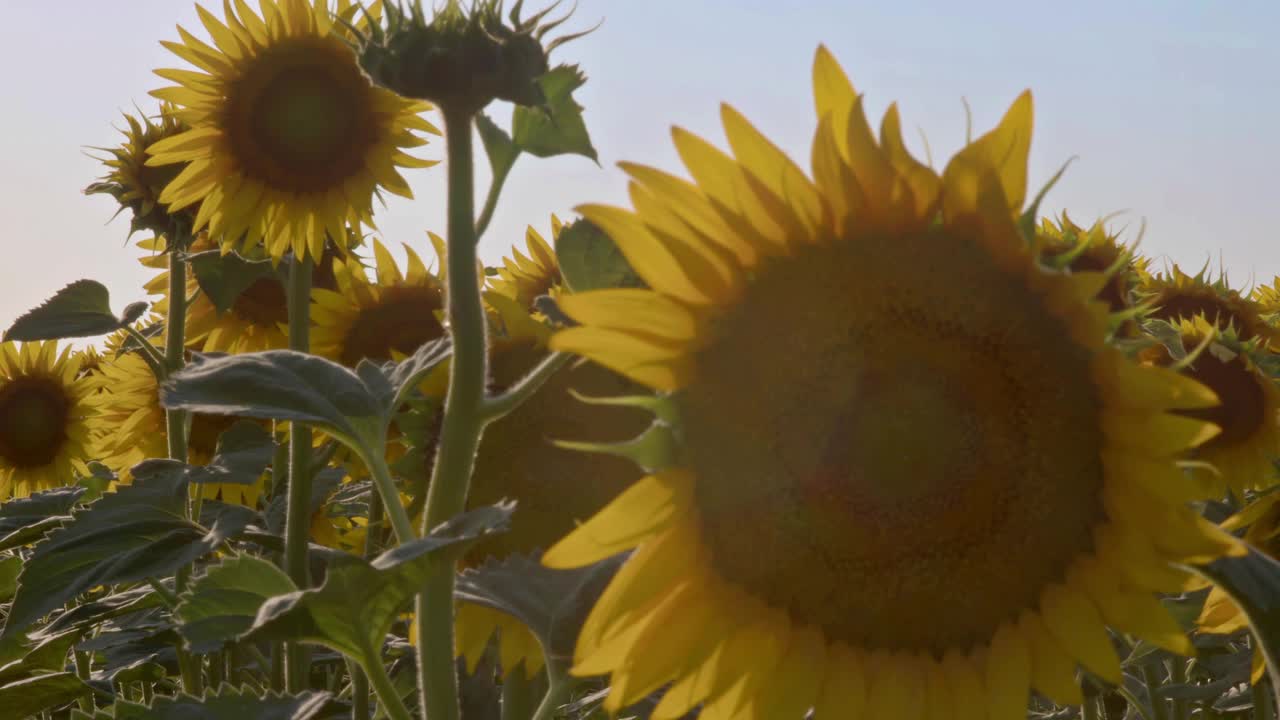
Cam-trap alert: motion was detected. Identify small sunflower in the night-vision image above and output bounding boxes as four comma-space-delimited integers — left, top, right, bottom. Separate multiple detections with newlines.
1197, 491, 1280, 685
488, 215, 565, 312
147, 0, 439, 262
1140, 317, 1280, 495
91, 342, 264, 507
312, 239, 446, 366
542, 47, 1244, 718
86, 104, 194, 239
1039, 213, 1137, 317
140, 234, 342, 354
0, 342, 101, 500
1138, 264, 1278, 347
406, 295, 651, 678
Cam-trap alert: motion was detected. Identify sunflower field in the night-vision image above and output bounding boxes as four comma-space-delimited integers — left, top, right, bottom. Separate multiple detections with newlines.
1, 1, 1279, 719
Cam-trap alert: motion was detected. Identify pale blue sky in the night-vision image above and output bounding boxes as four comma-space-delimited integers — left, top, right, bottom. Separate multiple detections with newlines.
1, 1, 1277, 329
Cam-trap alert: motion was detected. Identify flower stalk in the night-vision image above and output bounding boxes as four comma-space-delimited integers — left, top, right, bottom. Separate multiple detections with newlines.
284, 254, 315, 692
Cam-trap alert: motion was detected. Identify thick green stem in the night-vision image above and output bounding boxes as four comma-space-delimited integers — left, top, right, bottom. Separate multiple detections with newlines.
529, 663, 573, 720
369, 454, 415, 543
351, 658, 372, 720
501, 668, 543, 720
1169, 659, 1188, 720
1143, 663, 1170, 720
1256, 677, 1275, 720
417, 106, 486, 720
284, 255, 315, 692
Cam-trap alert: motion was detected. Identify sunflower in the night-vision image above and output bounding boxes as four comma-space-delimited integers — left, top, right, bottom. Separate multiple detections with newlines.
147, 0, 439, 262
86, 104, 194, 239
91, 341, 264, 507
1138, 264, 1278, 348
1197, 491, 1280, 686
140, 234, 342, 354
0, 342, 101, 500
406, 294, 651, 678
1039, 213, 1137, 317
488, 215, 565, 312
1139, 317, 1280, 495
541, 47, 1244, 718
312, 239, 446, 366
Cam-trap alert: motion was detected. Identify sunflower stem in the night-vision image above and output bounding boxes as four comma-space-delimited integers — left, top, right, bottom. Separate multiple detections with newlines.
124, 326, 167, 380
350, 657, 372, 720
366, 655, 414, 720
1255, 677, 1275, 720
529, 662, 574, 720
1169, 658, 1189, 720
284, 254, 315, 693
164, 244, 204, 697
501, 667, 542, 720
474, 153, 518, 241
1082, 694, 1102, 720
1143, 662, 1170, 720
369, 453, 415, 543
480, 352, 571, 421
416, 105, 487, 720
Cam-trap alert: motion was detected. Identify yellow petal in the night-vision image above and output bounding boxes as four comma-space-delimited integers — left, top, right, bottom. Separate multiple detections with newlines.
985, 622, 1031, 720
813, 642, 866, 719
543, 470, 692, 568
1020, 611, 1084, 706
1040, 582, 1121, 684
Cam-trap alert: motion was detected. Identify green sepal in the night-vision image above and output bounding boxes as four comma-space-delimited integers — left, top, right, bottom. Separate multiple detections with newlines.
554, 419, 678, 473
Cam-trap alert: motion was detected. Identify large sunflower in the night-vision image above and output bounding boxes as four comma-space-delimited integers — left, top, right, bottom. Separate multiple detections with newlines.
312, 239, 446, 366
85, 104, 194, 239
543, 47, 1244, 718
488, 215, 565, 312
0, 342, 101, 500
147, 0, 439, 262
91, 341, 263, 507
1139, 317, 1280, 495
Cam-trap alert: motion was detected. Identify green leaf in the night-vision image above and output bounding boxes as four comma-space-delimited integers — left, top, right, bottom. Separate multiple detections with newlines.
112, 685, 334, 720
4, 280, 146, 341
176, 556, 297, 654
0, 485, 84, 537
476, 112, 520, 182
190, 421, 275, 487
39, 585, 165, 639
248, 504, 512, 666
0, 471, 254, 643
511, 64, 598, 161
1190, 546, 1280, 709
0, 556, 18, 603
187, 250, 278, 315
554, 218, 645, 294
160, 351, 392, 456
388, 338, 452, 407
455, 553, 622, 670
0, 672, 90, 720
0, 628, 84, 684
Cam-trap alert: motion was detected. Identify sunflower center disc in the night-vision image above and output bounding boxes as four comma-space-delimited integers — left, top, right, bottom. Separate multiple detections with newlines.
228, 40, 379, 193
340, 287, 445, 365
680, 234, 1107, 653
0, 377, 71, 468
1178, 348, 1267, 448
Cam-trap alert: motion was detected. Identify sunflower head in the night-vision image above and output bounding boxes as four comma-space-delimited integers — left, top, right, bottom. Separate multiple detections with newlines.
1138, 264, 1276, 347
488, 215, 564, 312
1039, 213, 1137, 317
0, 342, 101, 500
539, 46, 1244, 717
86, 105, 195, 242
353, 0, 582, 112
147, 0, 439, 263
1140, 316, 1280, 495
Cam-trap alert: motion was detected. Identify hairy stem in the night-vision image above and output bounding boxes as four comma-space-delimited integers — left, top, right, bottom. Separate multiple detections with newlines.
367, 654, 414, 720
284, 254, 315, 692
416, 105, 486, 720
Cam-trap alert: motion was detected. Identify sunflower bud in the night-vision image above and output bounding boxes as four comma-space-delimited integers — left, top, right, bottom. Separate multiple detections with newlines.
351, 0, 592, 114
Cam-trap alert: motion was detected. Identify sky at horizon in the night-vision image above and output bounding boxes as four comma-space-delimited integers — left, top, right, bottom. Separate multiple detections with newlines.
1, 1, 1277, 336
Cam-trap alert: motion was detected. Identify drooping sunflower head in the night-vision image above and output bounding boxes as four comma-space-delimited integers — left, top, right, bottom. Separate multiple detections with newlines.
90, 341, 263, 507
313, 238, 446, 366
1039, 213, 1138, 317
1139, 316, 1280, 496
0, 342, 101, 500
86, 104, 195, 241
487, 215, 565, 312
147, 0, 440, 263
1138, 263, 1277, 347
542, 46, 1244, 718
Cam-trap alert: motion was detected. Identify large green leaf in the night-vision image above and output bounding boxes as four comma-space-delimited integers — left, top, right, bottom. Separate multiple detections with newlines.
159, 351, 391, 456
112, 685, 334, 720
0, 556, 18, 603
554, 218, 644, 294
0, 472, 254, 642
0, 628, 83, 684
511, 65, 598, 161
0, 485, 84, 536
176, 556, 297, 653
248, 504, 512, 667
0, 672, 90, 720
39, 585, 166, 639
476, 111, 520, 182
455, 553, 622, 669
1191, 546, 1280, 708
187, 250, 277, 315
4, 280, 147, 341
